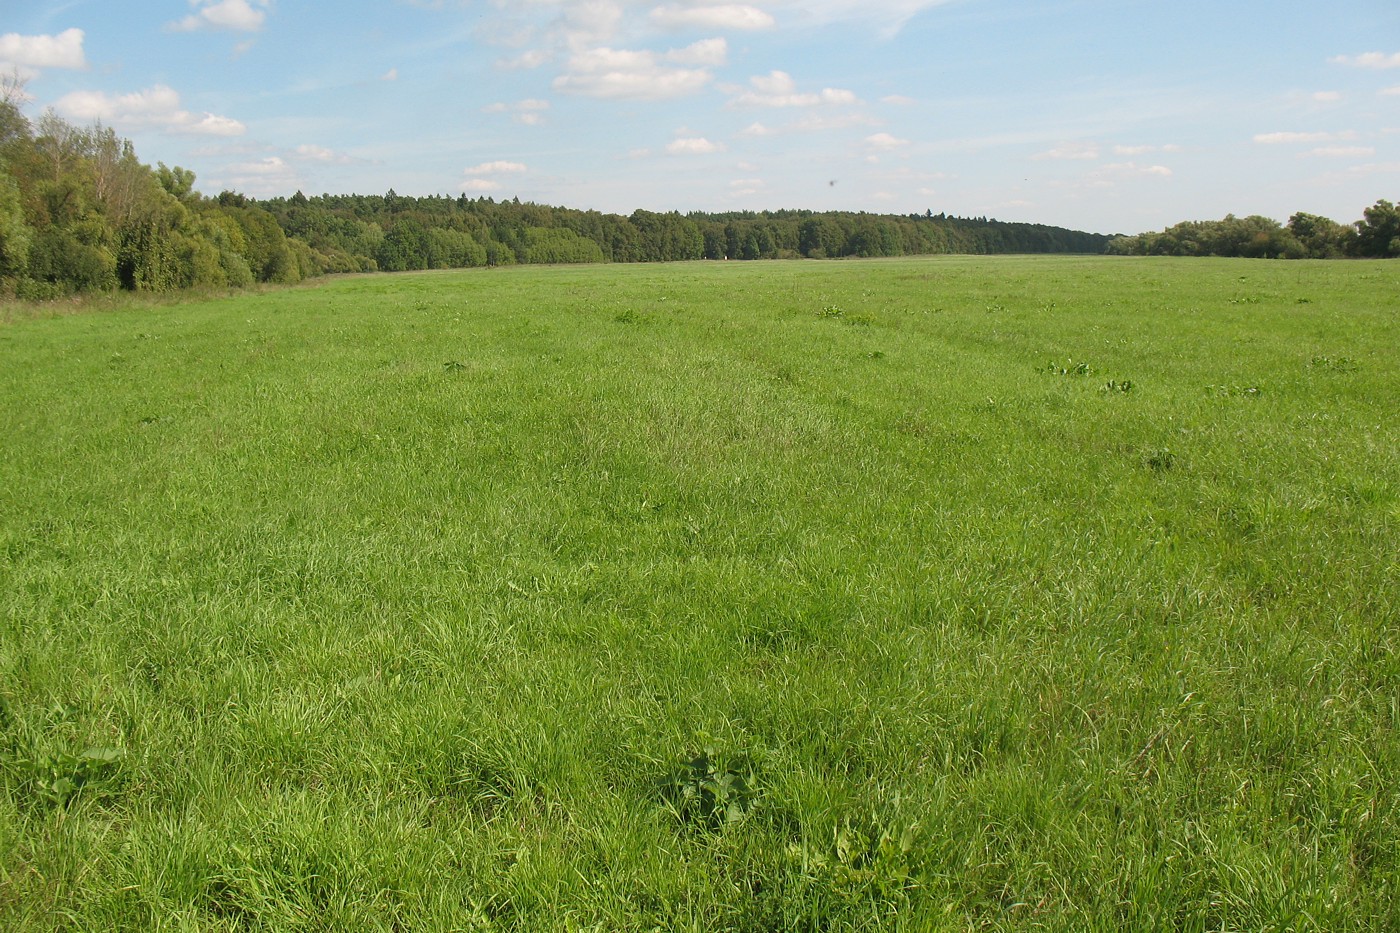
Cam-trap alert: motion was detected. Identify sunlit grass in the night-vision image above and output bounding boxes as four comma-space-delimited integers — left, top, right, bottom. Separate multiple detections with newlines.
1, 256, 1397, 929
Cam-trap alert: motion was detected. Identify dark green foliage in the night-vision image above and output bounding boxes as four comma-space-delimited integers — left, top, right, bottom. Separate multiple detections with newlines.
661, 750, 755, 831
1108, 214, 1305, 258
116, 216, 181, 291
252, 193, 1116, 272
0, 166, 33, 280
27, 226, 116, 291
1352, 198, 1400, 257
1112, 201, 1400, 259
518, 226, 606, 264
1, 700, 125, 810
229, 204, 300, 284
0, 88, 300, 297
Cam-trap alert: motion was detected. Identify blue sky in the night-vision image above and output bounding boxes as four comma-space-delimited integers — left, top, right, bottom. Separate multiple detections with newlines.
4, 0, 1398, 233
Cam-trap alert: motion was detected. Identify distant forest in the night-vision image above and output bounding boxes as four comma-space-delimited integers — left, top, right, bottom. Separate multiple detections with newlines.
1, 89, 1396, 299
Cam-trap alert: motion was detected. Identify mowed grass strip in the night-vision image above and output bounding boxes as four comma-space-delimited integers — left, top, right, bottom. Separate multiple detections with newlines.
1, 256, 1396, 930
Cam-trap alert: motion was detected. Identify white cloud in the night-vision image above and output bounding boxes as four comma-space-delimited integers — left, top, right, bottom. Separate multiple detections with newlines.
465, 160, 528, 174
552, 45, 714, 99
740, 112, 878, 135
0, 28, 87, 77
1305, 146, 1376, 157
217, 155, 302, 195
1099, 162, 1171, 179
728, 178, 765, 198
667, 37, 728, 66
294, 144, 355, 164
667, 136, 725, 155
500, 49, 550, 70
650, 4, 775, 31
460, 178, 502, 192
1330, 51, 1400, 69
170, 0, 270, 33
770, 0, 954, 34
1343, 161, 1400, 176
230, 155, 288, 175
1033, 141, 1099, 160
54, 85, 246, 136
1113, 144, 1153, 156
382, 68, 399, 81
1312, 90, 1342, 102
1253, 130, 1354, 144
726, 70, 858, 107
484, 98, 551, 124
866, 132, 909, 150
881, 94, 917, 105
1382, 86, 1400, 96
187, 113, 246, 135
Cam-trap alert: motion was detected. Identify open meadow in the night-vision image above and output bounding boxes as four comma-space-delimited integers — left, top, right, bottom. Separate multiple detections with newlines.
1, 255, 1397, 930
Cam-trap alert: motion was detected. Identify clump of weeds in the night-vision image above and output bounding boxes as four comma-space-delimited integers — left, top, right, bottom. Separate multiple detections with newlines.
660, 749, 756, 833
1044, 359, 1093, 376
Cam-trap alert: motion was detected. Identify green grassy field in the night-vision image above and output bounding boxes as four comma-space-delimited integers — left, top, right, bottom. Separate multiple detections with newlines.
1, 256, 1397, 930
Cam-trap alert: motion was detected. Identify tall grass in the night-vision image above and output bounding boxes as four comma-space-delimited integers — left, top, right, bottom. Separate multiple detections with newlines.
1, 256, 1396, 930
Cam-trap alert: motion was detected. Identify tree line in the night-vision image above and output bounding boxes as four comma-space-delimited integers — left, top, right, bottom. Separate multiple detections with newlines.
1106, 203, 1400, 259
0, 95, 1114, 298
3, 89, 1396, 299
1, 86, 311, 299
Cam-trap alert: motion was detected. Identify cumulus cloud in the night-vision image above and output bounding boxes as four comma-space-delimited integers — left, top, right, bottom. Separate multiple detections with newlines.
460, 178, 502, 192
740, 111, 877, 135
293, 144, 357, 164
1382, 85, 1400, 96
466, 160, 528, 174
484, 98, 551, 125
1089, 162, 1172, 183
1253, 130, 1355, 144
169, 0, 271, 33
1033, 141, 1099, 160
0, 28, 87, 78
667, 37, 728, 65
552, 42, 721, 99
866, 132, 910, 150
726, 70, 858, 107
770, 0, 954, 33
381, 68, 399, 81
54, 85, 246, 136
1305, 146, 1376, 157
666, 136, 725, 154
216, 155, 302, 195
650, 4, 775, 31
499, 49, 550, 70
1329, 51, 1400, 69
229, 155, 288, 175
1343, 161, 1400, 176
